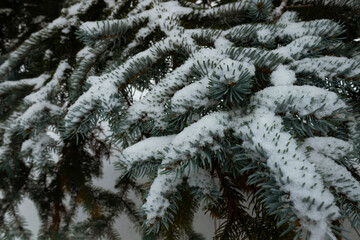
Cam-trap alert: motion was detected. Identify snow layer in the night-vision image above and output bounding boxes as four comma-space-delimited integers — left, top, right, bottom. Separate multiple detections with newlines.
270, 64, 296, 86
0, 74, 49, 95
165, 111, 229, 163
120, 135, 175, 169
16, 102, 61, 129
127, 112, 228, 223
235, 110, 339, 240
292, 56, 360, 79
142, 171, 181, 222
251, 85, 347, 118
273, 36, 322, 60
171, 76, 212, 113
302, 137, 360, 201
228, 11, 342, 45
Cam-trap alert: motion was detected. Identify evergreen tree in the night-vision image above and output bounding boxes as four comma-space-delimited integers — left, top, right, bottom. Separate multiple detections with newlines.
0, 0, 360, 239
